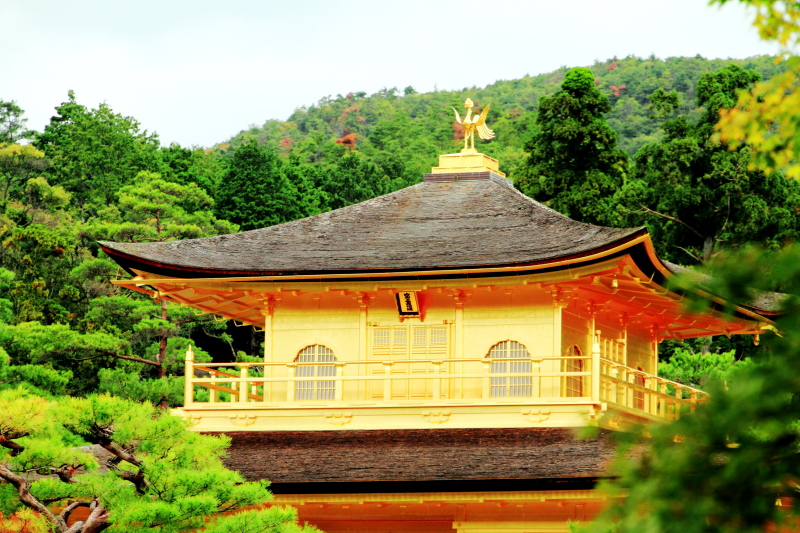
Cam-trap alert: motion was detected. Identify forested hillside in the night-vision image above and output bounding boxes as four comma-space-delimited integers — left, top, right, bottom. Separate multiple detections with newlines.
223, 55, 789, 180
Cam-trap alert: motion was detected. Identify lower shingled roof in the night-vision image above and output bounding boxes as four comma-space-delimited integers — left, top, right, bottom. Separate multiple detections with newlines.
209, 428, 619, 493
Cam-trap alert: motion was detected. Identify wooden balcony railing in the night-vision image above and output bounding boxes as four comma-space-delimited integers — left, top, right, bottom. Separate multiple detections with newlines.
600, 359, 707, 420
182, 347, 708, 423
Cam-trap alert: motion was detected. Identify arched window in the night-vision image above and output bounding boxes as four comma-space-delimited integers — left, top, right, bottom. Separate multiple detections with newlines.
295, 345, 337, 401
488, 341, 531, 398
565, 345, 584, 397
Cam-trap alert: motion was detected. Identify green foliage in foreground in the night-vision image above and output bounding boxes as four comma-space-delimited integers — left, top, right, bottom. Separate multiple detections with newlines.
583, 246, 800, 533
0, 390, 319, 533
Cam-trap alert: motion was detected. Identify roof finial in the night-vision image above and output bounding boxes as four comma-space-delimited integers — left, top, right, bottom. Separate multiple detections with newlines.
452, 99, 495, 154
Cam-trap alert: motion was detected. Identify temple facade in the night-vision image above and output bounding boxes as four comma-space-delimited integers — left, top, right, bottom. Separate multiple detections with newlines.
101, 151, 778, 533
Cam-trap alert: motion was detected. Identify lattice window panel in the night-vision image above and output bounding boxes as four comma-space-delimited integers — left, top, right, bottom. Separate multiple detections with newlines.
488, 341, 532, 398
295, 345, 336, 401
410, 326, 448, 358
369, 325, 451, 400
371, 327, 410, 358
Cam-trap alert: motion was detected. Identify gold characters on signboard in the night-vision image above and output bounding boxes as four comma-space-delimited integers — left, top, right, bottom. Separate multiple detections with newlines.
452, 98, 495, 153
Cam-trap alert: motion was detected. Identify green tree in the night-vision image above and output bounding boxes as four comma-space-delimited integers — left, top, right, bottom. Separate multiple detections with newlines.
518, 67, 628, 224
0, 101, 33, 144
35, 91, 164, 209
1, 199, 79, 324
88, 171, 237, 243
0, 390, 319, 533
325, 151, 390, 210
78, 172, 236, 392
0, 144, 49, 215
713, 0, 800, 178
657, 348, 746, 389
159, 143, 224, 194
614, 65, 800, 264
216, 140, 302, 230
0, 170, 236, 401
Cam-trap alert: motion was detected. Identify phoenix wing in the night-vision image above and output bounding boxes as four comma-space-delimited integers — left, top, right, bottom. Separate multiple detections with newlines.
474, 104, 495, 140
474, 104, 491, 126
476, 123, 495, 140
451, 107, 463, 124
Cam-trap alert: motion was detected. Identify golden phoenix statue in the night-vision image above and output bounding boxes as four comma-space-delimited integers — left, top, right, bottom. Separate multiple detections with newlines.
452, 98, 495, 152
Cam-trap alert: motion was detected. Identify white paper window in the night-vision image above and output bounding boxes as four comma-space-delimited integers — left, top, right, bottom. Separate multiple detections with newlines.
295, 345, 336, 401
488, 341, 532, 398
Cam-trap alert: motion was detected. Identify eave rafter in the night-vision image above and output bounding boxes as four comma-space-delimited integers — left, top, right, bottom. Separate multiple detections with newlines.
556, 266, 765, 340
110, 279, 271, 328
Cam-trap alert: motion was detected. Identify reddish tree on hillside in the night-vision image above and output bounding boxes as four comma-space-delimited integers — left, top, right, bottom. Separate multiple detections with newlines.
336, 133, 358, 150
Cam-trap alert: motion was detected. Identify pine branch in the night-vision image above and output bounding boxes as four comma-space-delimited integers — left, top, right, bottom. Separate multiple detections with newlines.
72, 350, 160, 367
0, 463, 66, 532
0, 434, 26, 456
640, 205, 704, 239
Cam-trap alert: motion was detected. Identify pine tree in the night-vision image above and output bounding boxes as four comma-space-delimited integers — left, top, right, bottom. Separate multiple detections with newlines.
511, 67, 628, 224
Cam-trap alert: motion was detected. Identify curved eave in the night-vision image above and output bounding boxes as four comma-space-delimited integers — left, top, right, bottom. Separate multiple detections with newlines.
101, 229, 650, 281
109, 232, 780, 329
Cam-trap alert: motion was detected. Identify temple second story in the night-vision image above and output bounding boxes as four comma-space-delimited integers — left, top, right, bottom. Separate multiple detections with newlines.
100, 151, 779, 434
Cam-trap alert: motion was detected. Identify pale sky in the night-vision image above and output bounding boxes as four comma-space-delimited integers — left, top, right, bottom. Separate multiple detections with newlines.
1, 0, 778, 148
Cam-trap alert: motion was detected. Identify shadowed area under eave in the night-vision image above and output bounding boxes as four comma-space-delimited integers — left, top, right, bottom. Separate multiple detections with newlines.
99, 179, 644, 275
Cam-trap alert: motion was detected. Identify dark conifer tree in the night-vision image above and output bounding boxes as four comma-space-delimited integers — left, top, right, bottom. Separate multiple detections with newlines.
518, 67, 628, 224
215, 140, 301, 230
614, 65, 800, 264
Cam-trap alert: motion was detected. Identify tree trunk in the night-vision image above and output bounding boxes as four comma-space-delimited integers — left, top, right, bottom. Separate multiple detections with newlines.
702, 236, 715, 263
157, 299, 168, 379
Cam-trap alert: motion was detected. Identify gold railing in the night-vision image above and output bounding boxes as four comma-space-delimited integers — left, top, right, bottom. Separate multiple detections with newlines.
600, 359, 708, 420
182, 348, 708, 422
184, 355, 591, 404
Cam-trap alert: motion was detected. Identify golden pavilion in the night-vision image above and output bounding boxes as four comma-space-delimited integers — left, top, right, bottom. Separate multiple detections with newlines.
100, 109, 778, 532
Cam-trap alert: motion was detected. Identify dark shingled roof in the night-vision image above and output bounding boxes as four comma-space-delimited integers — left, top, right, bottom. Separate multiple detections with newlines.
100, 179, 643, 275
211, 428, 618, 491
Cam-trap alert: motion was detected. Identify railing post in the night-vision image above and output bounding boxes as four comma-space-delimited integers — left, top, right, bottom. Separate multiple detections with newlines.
286, 363, 297, 402
609, 365, 619, 406
334, 362, 345, 402
481, 359, 492, 399
184, 345, 194, 406
382, 362, 393, 401
656, 379, 665, 417
591, 330, 601, 402
674, 384, 683, 420
239, 365, 249, 403
626, 372, 635, 408
209, 375, 218, 403
432, 361, 442, 400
